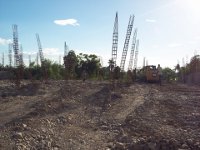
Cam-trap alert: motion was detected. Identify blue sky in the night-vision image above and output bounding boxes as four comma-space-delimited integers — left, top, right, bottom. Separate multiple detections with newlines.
0, 0, 200, 69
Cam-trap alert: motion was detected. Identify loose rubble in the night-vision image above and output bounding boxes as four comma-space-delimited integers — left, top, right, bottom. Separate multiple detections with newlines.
0, 80, 200, 149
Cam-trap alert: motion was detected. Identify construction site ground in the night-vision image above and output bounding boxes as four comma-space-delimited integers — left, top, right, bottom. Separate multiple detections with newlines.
0, 80, 200, 150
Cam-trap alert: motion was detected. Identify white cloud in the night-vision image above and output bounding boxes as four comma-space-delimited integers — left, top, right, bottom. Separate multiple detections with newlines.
152, 44, 159, 48
43, 48, 62, 56
0, 37, 12, 45
145, 19, 156, 23
188, 41, 197, 45
54, 19, 80, 26
168, 43, 182, 47
195, 36, 200, 40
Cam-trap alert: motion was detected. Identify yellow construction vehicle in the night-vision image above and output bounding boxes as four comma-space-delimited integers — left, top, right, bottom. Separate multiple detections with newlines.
145, 65, 159, 82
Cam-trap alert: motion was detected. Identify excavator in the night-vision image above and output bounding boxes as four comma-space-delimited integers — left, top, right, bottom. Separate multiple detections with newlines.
145, 65, 159, 82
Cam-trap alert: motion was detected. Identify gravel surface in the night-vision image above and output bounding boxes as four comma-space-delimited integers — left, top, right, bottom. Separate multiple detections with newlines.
0, 80, 200, 149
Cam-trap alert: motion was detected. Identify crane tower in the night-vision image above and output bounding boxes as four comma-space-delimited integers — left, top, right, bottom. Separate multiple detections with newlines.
36, 34, 44, 65
19, 45, 24, 66
128, 28, 137, 70
64, 42, 69, 56
111, 12, 118, 67
134, 39, 139, 69
8, 43, 12, 67
12, 24, 20, 67
120, 15, 134, 71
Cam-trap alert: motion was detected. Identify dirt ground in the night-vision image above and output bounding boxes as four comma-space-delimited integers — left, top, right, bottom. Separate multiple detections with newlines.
0, 80, 200, 150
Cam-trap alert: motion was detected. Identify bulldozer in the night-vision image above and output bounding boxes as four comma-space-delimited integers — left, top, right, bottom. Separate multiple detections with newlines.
145, 65, 159, 82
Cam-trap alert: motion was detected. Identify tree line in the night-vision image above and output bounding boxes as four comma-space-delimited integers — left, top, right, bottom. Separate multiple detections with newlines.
0, 52, 200, 84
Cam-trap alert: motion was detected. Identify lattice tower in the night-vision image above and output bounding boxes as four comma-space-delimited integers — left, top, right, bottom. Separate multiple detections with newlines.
127, 28, 137, 70
12, 25, 20, 67
64, 42, 69, 56
8, 43, 12, 67
29, 55, 31, 66
111, 12, 118, 67
19, 45, 24, 66
120, 15, 134, 71
36, 34, 44, 65
2, 52, 4, 67
134, 39, 139, 69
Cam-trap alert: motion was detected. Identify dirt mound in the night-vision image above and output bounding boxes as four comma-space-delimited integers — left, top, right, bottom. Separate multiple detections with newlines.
1, 81, 200, 149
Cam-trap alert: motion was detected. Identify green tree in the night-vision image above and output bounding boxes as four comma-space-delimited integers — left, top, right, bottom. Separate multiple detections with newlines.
76, 53, 101, 79
162, 67, 176, 82
189, 55, 200, 73
64, 50, 78, 79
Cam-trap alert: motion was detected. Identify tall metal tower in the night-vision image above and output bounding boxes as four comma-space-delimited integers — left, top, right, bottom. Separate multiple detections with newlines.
19, 44, 24, 66
29, 55, 31, 66
2, 52, 4, 67
134, 39, 139, 69
36, 34, 44, 65
143, 57, 146, 67
111, 12, 118, 67
120, 15, 134, 71
64, 42, 69, 56
59, 55, 61, 65
8, 43, 12, 67
128, 28, 137, 70
12, 24, 20, 67
35, 52, 39, 66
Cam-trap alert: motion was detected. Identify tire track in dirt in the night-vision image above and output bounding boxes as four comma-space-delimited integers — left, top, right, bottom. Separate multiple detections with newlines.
104, 84, 151, 123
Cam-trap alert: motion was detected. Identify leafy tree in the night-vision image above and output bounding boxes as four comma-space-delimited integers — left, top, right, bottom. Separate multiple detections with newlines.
64, 50, 78, 79
162, 67, 176, 82
189, 55, 200, 73
76, 53, 101, 78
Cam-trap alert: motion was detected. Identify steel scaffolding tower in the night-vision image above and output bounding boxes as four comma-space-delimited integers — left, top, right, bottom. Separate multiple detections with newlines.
111, 12, 118, 67
35, 52, 39, 66
127, 28, 137, 70
19, 45, 24, 66
134, 39, 139, 69
64, 42, 69, 56
29, 55, 31, 66
8, 43, 12, 67
12, 24, 20, 67
2, 52, 4, 67
36, 34, 44, 65
120, 15, 134, 71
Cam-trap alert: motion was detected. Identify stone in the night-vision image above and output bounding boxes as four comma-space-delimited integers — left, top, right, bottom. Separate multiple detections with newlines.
148, 142, 156, 150
115, 142, 125, 149
13, 132, 23, 139
22, 124, 27, 128
181, 143, 189, 149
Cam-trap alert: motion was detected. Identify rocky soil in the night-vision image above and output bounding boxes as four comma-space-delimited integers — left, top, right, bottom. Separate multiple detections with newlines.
0, 80, 200, 150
